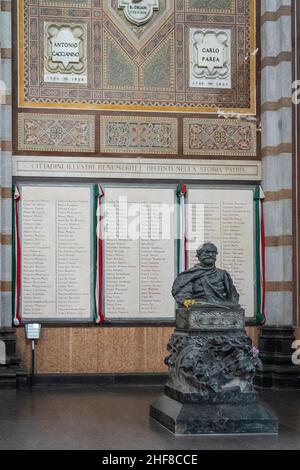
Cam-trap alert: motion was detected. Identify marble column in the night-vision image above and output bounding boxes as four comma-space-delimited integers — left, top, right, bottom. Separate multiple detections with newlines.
0, 0, 12, 329
255, 0, 300, 388
0, 1, 25, 388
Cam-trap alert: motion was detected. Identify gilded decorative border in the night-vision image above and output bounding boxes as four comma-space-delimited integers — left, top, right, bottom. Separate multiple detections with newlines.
100, 115, 178, 155
183, 118, 257, 157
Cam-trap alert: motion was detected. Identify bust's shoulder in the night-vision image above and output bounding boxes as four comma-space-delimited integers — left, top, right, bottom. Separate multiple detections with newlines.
216, 268, 231, 277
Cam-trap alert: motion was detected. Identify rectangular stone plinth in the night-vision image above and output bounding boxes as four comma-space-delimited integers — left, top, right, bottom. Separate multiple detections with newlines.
150, 395, 279, 435
165, 384, 257, 405
176, 306, 245, 331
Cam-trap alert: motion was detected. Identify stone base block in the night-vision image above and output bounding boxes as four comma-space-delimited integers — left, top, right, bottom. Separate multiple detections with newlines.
0, 328, 28, 390
150, 395, 279, 435
255, 326, 300, 389
165, 384, 258, 404
176, 305, 245, 331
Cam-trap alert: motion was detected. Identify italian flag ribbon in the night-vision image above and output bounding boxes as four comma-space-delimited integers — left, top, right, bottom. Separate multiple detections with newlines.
12, 186, 22, 326
176, 184, 188, 274
255, 186, 266, 325
94, 185, 105, 324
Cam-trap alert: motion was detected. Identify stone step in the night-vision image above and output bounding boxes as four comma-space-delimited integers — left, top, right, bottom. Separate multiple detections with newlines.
0, 370, 17, 390
259, 351, 299, 365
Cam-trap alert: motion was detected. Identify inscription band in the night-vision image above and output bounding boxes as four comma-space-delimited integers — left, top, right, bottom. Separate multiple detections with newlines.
13, 157, 262, 181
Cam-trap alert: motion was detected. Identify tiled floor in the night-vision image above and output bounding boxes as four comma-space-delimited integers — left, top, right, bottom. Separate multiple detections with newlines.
0, 386, 299, 450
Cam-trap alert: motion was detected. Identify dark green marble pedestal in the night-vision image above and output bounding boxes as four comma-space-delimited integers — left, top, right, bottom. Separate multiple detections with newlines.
150, 392, 278, 435
150, 306, 279, 435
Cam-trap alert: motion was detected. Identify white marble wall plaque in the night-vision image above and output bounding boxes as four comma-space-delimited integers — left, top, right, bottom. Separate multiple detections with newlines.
189, 28, 232, 89
44, 23, 87, 84
118, 0, 159, 26
13, 156, 262, 182
103, 187, 175, 320
187, 189, 254, 318
21, 186, 91, 321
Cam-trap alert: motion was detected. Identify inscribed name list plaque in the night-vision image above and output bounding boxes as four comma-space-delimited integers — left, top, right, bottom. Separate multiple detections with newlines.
187, 189, 254, 318
103, 187, 176, 321
21, 186, 92, 322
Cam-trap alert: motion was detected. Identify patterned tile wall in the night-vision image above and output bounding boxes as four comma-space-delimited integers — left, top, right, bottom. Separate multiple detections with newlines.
183, 118, 257, 157
18, 113, 95, 153
100, 116, 178, 155
18, 0, 255, 113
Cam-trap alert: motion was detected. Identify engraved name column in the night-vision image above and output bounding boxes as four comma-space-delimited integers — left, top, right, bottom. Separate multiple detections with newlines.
21, 186, 91, 321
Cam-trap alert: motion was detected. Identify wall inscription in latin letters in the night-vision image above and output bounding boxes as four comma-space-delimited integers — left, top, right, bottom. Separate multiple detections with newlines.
187, 189, 254, 318
118, 0, 160, 26
21, 186, 92, 322
103, 187, 175, 321
189, 28, 232, 89
44, 22, 87, 84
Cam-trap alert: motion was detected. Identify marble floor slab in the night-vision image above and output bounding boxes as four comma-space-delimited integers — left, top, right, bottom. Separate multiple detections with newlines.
0, 387, 299, 450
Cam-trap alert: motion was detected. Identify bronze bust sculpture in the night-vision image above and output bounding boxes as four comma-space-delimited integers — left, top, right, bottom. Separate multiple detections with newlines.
172, 242, 239, 308
150, 242, 278, 435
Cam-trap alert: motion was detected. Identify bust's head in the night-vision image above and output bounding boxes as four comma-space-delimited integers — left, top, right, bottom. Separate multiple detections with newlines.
197, 242, 218, 267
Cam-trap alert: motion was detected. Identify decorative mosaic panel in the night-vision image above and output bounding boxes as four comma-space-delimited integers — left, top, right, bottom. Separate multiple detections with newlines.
100, 116, 178, 155
40, 0, 91, 7
186, 0, 235, 14
18, 0, 256, 113
18, 113, 95, 153
183, 118, 257, 157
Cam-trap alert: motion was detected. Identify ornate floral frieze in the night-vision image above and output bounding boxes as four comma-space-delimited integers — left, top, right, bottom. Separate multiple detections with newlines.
100, 116, 178, 154
40, 0, 91, 7
186, 0, 235, 14
183, 118, 257, 157
18, 113, 95, 153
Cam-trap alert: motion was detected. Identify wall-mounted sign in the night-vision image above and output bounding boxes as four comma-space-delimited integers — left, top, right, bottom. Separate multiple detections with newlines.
44, 22, 87, 84
118, 0, 159, 26
189, 28, 232, 89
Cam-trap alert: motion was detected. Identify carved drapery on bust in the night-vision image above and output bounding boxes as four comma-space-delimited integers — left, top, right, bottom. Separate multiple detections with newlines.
172, 242, 240, 308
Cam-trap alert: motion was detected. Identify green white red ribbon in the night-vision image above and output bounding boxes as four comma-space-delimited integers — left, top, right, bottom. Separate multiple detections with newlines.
94, 185, 105, 324
12, 186, 21, 326
255, 186, 266, 325
176, 184, 188, 273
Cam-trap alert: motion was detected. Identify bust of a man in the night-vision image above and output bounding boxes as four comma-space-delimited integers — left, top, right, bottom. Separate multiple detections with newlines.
172, 242, 240, 308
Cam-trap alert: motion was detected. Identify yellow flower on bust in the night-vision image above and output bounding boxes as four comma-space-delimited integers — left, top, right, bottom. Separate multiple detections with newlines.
183, 299, 198, 309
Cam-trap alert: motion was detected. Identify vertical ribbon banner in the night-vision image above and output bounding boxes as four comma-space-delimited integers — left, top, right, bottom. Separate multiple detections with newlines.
255, 186, 266, 325
94, 185, 105, 324
176, 184, 188, 274
12, 186, 22, 326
